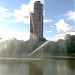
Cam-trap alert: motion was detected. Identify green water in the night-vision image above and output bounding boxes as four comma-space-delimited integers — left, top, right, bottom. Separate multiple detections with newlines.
0, 58, 75, 75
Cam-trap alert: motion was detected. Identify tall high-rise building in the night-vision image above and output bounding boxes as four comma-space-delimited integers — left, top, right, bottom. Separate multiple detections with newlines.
30, 1, 43, 39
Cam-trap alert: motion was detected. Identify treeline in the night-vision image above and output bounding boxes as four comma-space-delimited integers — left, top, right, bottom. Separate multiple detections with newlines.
0, 38, 46, 57
0, 34, 75, 57
43, 34, 75, 56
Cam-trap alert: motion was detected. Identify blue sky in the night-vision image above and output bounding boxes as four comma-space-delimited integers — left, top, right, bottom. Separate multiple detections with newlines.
0, 0, 75, 41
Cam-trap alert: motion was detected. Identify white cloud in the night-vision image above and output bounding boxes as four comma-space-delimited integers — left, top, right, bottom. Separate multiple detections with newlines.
46, 30, 75, 41
46, 32, 75, 41
0, 7, 8, 13
0, 7, 12, 18
66, 32, 75, 35
44, 19, 53, 23
13, 8, 30, 24
46, 34, 65, 41
47, 30, 53, 33
55, 19, 72, 33
13, 0, 45, 24
0, 29, 29, 41
67, 11, 75, 20
63, 11, 75, 20
0, 18, 7, 22
0, 0, 45, 24
43, 10, 45, 16
50, 25, 54, 27
39, 0, 45, 4
9, 19, 21, 23
0, 7, 10, 23
0, 0, 45, 41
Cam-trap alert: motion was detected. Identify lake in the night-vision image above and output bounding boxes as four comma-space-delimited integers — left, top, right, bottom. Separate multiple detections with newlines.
0, 58, 75, 75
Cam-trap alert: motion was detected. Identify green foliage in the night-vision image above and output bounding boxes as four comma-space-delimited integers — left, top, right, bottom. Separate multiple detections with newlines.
65, 35, 75, 53
0, 35, 75, 58
0, 38, 47, 57
38, 37, 46, 41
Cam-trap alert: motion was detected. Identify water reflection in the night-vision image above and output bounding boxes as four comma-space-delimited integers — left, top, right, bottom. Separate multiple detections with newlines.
67, 59, 75, 75
29, 60, 43, 75
0, 58, 75, 75
0, 61, 29, 75
43, 59, 75, 75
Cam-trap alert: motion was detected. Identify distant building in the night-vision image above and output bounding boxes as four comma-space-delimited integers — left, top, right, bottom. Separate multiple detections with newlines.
30, 1, 43, 39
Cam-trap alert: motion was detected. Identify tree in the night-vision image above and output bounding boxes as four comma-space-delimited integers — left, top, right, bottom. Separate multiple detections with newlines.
65, 34, 75, 53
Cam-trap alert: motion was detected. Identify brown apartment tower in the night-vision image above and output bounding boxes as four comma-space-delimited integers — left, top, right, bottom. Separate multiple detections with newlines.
30, 1, 43, 39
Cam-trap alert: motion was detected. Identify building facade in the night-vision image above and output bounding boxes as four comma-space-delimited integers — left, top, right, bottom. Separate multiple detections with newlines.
30, 1, 43, 39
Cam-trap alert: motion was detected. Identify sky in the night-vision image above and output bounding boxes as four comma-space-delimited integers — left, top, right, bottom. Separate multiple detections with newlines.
0, 0, 75, 41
